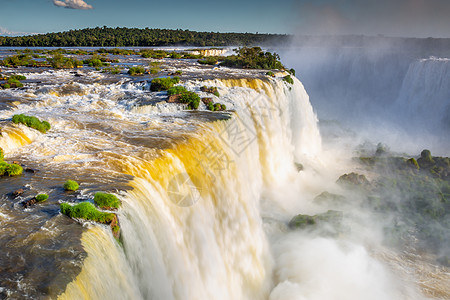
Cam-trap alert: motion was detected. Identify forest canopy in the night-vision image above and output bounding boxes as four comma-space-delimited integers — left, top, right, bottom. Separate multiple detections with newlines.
0, 27, 290, 47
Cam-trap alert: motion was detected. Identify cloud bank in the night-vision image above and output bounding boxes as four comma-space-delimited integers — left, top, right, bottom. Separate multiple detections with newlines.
53, 0, 93, 10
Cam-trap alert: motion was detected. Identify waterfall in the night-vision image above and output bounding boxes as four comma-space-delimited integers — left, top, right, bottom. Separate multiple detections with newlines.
57, 77, 322, 299
395, 57, 450, 130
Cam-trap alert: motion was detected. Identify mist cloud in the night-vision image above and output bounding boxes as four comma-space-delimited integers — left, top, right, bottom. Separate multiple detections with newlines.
293, 0, 450, 38
53, 0, 93, 10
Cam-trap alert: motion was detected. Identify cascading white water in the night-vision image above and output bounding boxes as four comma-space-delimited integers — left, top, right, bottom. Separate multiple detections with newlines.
395, 57, 450, 130
59, 76, 324, 299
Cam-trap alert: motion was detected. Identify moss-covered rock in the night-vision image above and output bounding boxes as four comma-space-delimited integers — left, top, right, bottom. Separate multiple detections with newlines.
337, 172, 369, 187
93, 192, 121, 209
60, 202, 121, 240
12, 114, 51, 133
289, 210, 343, 230
63, 180, 79, 191
314, 192, 348, 206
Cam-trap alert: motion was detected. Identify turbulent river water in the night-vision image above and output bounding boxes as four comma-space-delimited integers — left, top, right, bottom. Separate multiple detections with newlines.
0, 48, 449, 299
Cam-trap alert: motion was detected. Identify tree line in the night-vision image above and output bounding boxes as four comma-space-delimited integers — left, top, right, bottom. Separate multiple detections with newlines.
0, 27, 290, 47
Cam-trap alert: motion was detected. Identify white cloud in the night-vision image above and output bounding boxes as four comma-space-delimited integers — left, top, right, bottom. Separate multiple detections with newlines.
53, 0, 93, 10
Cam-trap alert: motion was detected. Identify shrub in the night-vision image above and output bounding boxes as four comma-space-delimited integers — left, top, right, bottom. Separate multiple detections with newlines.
5, 163, 23, 176
9, 75, 26, 81
101, 66, 122, 74
60, 202, 116, 224
207, 102, 214, 111
35, 194, 49, 202
266, 71, 275, 77
64, 180, 79, 191
150, 76, 180, 91
48, 53, 82, 69
2, 84, 10, 89
214, 103, 221, 111
0, 147, 3, 161
94, 192, 121, 209
167, 86, 187, 95
128, 66, 145, 76
221, 104, 227, 110
200, 86, 220, 97
7, 78, 24, 88
83, 55, 109, 68
179, 91, 200, 109
198, 57, 218, 65
169, 52, 183, 59
12, 114, 51, 133
0, 162, 8, 175
220, 47, 284, 70
175, 70, 183, 75
283, 75, 294, 85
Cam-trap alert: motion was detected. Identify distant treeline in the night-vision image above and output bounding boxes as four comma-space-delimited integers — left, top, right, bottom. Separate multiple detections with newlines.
0, 27, 290, 47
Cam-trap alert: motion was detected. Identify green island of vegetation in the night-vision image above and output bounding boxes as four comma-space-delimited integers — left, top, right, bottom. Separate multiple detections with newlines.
63, 180, 79, 191
12, 114, 51, 133
0, 27, 288, 47
94, 192, 121, 209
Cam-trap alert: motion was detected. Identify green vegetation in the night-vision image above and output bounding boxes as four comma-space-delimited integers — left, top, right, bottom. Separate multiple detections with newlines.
266, 71, 275, 77
179, 91, 200, 109
60, 202, 116, 224
200, 86, 220, 97
0, 54, 36, 67
101, 66, 122, 74
0, 147, 3, 161
48, 53, 82, 69
198, 57, 218, 65
289, 210, 343, 232
94, 192, 121, 209
128, 66, 145, 76
348, 149, 450, 266
0, 27, 288, 47
12, 114, 51, 133
141, 49, 168, 59
220, 47, 285, 70
4, 163, 23, 176
150, 76, 180, 91
64, 180, 79, 191
35, 194, 49, 202
9, 75, 26, 81
167, 86, 187, 96
283, 75, 294, 85
83, 55, 109, 67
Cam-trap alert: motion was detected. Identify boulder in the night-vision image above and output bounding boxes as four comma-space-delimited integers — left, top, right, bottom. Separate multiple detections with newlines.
289, 210, 343, 230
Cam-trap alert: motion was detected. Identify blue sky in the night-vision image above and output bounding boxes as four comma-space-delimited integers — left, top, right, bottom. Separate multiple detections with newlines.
1, 0, 450, 37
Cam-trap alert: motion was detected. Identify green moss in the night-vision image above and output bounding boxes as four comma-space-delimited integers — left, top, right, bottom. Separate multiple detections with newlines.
35, 193, 49, 202
5, 163, 23, 176
60, 202, 116, 224
0, 162, 8, 176
94, 192, 121, 209
407, 158, 420, 170
12, 114, 51, 133
150, 77, 180, 91
64, 180, 79, 191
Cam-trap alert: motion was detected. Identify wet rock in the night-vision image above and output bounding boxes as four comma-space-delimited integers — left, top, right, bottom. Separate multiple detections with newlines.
25, 168, 36, 173
22, 197, 37, 208
314, 192, 348, 206
337, 172, 369, 187
12, 188, 25, 198
289, 210, 343, 230
167, 94, 181, 103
